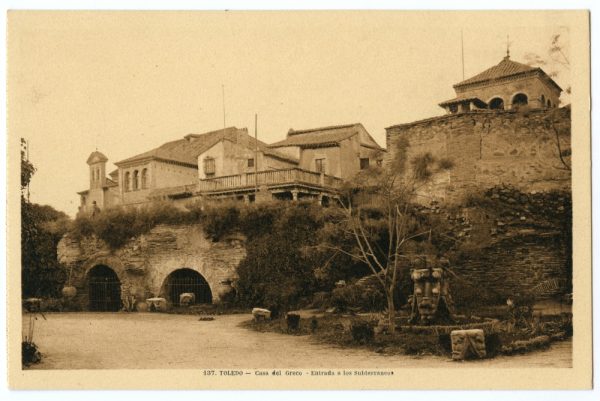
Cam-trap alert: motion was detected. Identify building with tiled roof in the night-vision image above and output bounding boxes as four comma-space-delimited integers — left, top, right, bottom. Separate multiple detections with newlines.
77, 122, 385, 214
439, 53, 562, 114
268, 123, 384, 181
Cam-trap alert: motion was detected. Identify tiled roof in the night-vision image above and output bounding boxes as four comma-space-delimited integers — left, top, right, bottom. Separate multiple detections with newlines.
86, 151, 108, 164
105, 178, 118, 187
454, 56, 541, 88
115, 127, 298, 167
115, 128, 235, 167
439, 97, 488, 108
269, 123, 383, 149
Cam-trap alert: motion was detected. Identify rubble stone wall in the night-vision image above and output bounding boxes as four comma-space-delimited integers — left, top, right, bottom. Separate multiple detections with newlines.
57, 224, 245, 310
385, 107, 571, 204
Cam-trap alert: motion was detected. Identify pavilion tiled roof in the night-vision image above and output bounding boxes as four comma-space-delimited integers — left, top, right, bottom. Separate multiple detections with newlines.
454, 56, 561, 91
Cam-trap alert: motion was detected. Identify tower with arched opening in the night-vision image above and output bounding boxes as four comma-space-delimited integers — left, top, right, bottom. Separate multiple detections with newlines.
439, 53, 562, 114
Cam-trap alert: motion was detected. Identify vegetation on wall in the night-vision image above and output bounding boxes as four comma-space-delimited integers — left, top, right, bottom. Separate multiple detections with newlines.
21, 139, 71, 298
70, 201, 198, 249
65, 181, 571, 312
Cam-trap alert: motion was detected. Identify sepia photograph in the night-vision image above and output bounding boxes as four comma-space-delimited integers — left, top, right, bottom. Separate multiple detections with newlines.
5, 8, 592, 391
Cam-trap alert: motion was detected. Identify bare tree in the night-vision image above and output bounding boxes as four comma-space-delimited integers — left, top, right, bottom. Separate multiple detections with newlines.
525, 32, 571, 95
321, 142, 453, 333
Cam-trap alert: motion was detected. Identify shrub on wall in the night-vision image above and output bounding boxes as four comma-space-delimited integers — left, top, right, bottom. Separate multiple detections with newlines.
234, 201, 324, 310
69, 202, 193, 249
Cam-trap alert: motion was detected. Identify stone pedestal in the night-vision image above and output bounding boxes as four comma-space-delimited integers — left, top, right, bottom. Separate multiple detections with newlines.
451, 329, 486, 360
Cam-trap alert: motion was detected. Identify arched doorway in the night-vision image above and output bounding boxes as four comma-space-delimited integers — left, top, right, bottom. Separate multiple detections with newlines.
489, 97, 504, 110
88, 265, 121, 311
512, 93, 528, 108
163, 268, 212, 305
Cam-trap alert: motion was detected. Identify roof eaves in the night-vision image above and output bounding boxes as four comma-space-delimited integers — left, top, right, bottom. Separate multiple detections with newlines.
287, 123, 359, 136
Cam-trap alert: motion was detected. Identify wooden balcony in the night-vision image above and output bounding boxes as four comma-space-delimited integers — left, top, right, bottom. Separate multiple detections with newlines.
198, 168, 343, 194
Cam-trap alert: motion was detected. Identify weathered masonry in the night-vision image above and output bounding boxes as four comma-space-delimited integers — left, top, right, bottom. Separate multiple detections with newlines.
385, 107, 571, 204
58, 224, 245, 311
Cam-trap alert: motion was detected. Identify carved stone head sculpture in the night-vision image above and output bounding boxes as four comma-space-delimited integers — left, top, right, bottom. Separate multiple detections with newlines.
409, 257, 456, 324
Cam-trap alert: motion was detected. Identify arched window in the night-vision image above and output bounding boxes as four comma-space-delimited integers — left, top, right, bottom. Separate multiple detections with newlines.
541, 94, 546, 107
547, 99, 552, 108
141, 168, 148, 189
133, 170, 139, 190
124, 172, 130, 192
512, 93, 528, 108
489, 97, 504, 110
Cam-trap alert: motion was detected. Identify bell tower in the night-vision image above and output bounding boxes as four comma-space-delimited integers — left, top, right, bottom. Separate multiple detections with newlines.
86, 151, 108, 189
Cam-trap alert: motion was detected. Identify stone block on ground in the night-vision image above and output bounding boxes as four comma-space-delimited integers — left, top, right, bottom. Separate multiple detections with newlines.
179, 292, 196, 306
252, 307, 271, 321
451, 329, 486, 360
146, 297, 167, 312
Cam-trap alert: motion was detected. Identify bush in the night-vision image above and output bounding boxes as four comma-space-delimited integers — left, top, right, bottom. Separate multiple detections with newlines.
202, 204, 240, 241
235, 202, 324, 310
330, 284, 388, 312
70, 202, 193, 249
310, 292, 331, 309
350, 319, 375, 344
331, 285, 362, 312
22, 341, 41, 366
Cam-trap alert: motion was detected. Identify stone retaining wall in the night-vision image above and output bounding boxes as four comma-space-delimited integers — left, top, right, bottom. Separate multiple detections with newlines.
57, 224, 246, 310
385, 107, 571, 204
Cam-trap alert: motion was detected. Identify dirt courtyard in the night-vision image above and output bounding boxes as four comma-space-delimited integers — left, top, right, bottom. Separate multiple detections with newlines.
23, 312, 572, 369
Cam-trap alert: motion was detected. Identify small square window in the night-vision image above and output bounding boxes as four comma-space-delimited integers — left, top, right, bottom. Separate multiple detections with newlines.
360, 158, 370, 170
247, 158, 255, 168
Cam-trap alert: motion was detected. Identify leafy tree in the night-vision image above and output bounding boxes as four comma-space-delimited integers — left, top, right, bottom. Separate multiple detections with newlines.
234, 202, 323, 311
21, 139, 70, 298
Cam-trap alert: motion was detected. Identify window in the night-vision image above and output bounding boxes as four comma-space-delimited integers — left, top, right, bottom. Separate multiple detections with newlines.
124, 172, 131, 192
247, 158, 255, 168
376, 159, 383, 167
203, 157, 216, 177
141, 168, 148, 189
360, 158, 370, 170
132, 170, 139, 190
315, 158, 326, 173
489, 97, 504, 110
512, 93, 528, 108
547, 99, 552, 108
541, 94, 546, 107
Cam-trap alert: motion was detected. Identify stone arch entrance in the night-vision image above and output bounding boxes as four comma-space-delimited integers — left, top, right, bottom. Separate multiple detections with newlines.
88, 265, 121, 311
162, 268, 213, 305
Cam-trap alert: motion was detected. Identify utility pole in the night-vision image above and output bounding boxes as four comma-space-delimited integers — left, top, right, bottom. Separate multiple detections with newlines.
222, 84, 226, 141
461, 30, 465, 80
254, 113, 259, 199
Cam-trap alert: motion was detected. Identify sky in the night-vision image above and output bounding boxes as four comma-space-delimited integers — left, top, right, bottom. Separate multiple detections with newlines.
8, 11, 572, 217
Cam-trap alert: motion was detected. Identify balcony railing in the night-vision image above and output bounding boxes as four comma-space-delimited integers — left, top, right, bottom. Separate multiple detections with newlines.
198, 168, 343, 192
